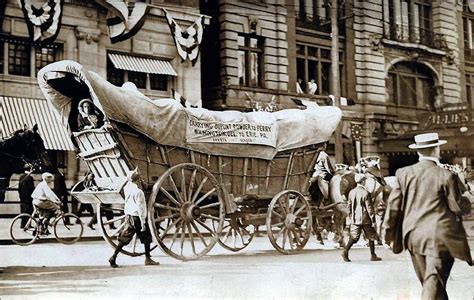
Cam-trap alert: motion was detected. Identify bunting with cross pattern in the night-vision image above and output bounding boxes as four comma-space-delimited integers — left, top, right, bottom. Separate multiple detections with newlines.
17, 0, 64, 42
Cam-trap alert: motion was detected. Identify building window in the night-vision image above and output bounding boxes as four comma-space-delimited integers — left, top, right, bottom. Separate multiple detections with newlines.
386, 0, 434, 48
238, 34, 264, 88
463, 1, 474, 61
150, 74, 168, 91
106, 56, 172, 92
466, 73, 474, 107
107, 58, 124, 86
296, 44, 344, 96
35, 46, 58, 74
386, 62, 435, 109
0, 37, 61, 77
8, 42, 31, 76
128, 71, 146, 89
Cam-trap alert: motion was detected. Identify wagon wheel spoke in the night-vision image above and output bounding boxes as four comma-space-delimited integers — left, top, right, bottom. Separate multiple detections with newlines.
188, 169, 197, 203
160, 217, 182, 240
196, 219, 215, 236
168, 175, 185, 204
221, 224, 232, 243
288, 230, 295, 250
277, 198, 289, 215
179, 221, 187, 256
154, 203, 181, 212
195, 187, 217, 206
271, 210, 284, 219
159, 187, 181, 207
187, 223, 196, 255
103, 215, 126, 226
201, 213, 221, 221
180, 168, 188, 203
290, 196, 299, 213
273, 226, 286, 241
294, 204, 307, 216
110, 221, 127, 237
281, 228, 288, 249
200, 202, 220, 209
191, 221, 209, 248
238, 227, 247, 245
232, 227, 237, 248
169, 220, 182, 250
156, 213, 180, 222
191, 176, 208, 203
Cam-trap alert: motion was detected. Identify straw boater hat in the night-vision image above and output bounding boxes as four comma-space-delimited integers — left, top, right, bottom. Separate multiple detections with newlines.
408, 132, 447, 149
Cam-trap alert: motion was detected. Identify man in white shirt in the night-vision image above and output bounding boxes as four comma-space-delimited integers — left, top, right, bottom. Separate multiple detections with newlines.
296, 78, 304, 94
32, 173, 61, 228
109, 170, 159, 268
307, 79, 318, 95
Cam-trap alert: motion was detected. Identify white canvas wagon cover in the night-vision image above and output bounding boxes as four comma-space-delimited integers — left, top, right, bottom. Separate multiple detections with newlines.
38, 60, 341, 160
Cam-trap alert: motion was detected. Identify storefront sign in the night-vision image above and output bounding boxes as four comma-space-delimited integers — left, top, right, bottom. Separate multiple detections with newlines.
186, 117, 277, 146
420, 110, 472, 129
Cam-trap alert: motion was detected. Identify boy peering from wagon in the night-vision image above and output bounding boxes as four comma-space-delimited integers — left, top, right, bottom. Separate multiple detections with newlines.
311, 143, 336, 201
77, 98, 103, 131
341, 173, 382, 262
109, 169, 159, 268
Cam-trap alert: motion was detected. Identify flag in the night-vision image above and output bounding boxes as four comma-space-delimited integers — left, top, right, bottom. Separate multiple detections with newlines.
164, 9, 204, 66
95, 0, 150, 44
18, 0, 64, 42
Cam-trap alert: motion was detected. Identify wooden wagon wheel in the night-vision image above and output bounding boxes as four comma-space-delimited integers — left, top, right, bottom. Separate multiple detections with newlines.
148, 163, 225, 261
266, 190, 312, 255
97, 204, 157, 257
213, 215, 256, 252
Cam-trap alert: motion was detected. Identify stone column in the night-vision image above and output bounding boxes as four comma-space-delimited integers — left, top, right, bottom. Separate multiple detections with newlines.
74, 26, 101, 73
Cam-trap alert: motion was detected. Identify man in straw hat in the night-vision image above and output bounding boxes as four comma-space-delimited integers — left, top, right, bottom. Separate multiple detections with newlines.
383, 132, 472, 299
108, 169, 159, 268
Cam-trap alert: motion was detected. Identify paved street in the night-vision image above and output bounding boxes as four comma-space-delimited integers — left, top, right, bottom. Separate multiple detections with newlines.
1, 236, 473, 300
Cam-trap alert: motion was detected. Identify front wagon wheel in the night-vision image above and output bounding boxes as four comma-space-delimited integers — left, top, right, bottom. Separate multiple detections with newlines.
266, 190, 312, 255
148, 163, 225, 261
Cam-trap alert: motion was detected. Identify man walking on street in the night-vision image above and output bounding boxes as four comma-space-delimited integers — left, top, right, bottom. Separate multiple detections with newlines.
341, 173, 382, 262
383, 132, 472, 300
108, 169, 159, 268
18, 164, 35, 228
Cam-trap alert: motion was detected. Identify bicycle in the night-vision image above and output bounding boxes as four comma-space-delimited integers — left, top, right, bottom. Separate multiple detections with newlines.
9, 206, 84, 245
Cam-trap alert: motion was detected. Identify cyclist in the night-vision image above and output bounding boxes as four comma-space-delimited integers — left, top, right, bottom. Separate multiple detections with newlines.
31, 172, 61, 234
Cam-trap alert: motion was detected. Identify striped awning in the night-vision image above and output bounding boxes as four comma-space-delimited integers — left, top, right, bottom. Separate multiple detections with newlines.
108, 53, 178, 76
1, 96, 75, 151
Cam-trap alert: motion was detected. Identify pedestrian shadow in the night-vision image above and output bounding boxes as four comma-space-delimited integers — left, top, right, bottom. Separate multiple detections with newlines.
0, 264, 164, 297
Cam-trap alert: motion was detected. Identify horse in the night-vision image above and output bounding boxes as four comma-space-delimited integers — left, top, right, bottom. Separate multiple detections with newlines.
310, 157, 387, 247
0, 124, 52, 202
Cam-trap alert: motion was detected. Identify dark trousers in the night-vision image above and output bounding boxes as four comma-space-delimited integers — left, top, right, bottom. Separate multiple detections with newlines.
20, 202, 33, 227
409, 251, 454, 300
77, 203, 97, 224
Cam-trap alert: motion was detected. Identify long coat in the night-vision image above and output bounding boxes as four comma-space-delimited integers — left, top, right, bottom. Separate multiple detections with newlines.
383, 160, 472, 265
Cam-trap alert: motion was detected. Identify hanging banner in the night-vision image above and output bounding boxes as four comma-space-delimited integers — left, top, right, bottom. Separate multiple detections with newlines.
95, 0, 150, 44
163, 9, 204, 66
186, 117, 277, 146
18, 0, 64, 42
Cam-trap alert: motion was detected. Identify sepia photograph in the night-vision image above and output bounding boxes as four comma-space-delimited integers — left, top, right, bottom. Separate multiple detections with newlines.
0, 0, 473, 299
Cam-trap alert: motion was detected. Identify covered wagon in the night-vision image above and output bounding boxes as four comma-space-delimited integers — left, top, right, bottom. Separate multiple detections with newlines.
38, 60, 342, 261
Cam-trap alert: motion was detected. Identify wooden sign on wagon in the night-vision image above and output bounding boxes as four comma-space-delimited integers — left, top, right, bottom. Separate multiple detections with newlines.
186, 117, 277, 147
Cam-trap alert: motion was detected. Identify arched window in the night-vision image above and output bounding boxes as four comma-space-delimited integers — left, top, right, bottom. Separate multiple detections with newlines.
386, 62, 435, 109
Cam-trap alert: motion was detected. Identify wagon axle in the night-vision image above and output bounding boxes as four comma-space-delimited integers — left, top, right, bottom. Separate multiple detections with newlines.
180, 202, 202, 222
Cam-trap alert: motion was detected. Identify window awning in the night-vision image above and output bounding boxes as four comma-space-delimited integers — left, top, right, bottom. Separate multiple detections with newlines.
108, 53, 178, 76
1, 96, 75, 151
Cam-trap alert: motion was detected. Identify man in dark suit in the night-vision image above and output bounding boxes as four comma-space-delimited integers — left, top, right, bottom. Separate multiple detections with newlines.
383, 132, 472, 300
18, 164, 35, 228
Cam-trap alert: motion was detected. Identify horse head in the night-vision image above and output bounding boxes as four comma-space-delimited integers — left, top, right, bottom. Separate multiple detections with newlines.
0, 124, 52, 202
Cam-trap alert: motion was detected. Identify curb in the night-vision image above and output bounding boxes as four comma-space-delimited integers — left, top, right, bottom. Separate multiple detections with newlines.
0, 235, 104, 246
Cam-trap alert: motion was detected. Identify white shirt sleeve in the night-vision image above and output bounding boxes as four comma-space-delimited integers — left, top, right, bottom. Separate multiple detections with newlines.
135, 189, 147, 224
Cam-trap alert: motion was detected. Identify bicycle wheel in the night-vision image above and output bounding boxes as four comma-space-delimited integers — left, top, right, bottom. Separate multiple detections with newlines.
10, 213, 39, 246
54, 213, 84, 244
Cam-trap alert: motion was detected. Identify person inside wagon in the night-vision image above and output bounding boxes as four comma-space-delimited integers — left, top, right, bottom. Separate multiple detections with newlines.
311, 143, 336, 201
108, 169, 159, 268
77, 98, 104, 131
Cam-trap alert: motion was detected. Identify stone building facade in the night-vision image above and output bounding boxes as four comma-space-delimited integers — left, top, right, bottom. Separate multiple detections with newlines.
0, 0, 207, 204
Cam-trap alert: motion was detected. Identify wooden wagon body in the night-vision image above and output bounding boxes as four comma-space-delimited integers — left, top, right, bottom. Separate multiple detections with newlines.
71, 121, 325, 260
